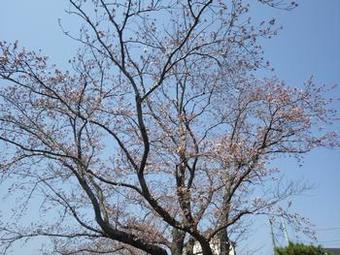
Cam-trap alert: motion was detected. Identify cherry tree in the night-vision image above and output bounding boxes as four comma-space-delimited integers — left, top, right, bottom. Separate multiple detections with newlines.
0, 1, 337, 255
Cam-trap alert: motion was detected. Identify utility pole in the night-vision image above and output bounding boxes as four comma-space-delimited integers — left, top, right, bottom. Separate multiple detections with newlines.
281, 217, 290, 246
269, 219, 277, 255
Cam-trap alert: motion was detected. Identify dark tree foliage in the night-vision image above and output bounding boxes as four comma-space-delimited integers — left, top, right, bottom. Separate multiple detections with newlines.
275, 242, 330, 255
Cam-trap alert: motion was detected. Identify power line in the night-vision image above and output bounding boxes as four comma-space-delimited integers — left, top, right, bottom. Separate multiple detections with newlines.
319, 239, 340, 243
316, 226, 340, 231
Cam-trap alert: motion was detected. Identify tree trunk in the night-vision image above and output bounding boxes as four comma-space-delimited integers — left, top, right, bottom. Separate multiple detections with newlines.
198, 237, 214, 255
218, 229, 228, 255
184, 238, 195, 255
171, 228, 185, 255
218, 229, 233, 255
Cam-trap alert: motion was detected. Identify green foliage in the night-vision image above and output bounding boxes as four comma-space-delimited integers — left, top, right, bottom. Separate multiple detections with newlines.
275, 242, 330, 255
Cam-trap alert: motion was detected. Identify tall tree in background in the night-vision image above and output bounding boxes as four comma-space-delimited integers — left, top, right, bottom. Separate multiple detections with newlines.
0, 1, 337, 255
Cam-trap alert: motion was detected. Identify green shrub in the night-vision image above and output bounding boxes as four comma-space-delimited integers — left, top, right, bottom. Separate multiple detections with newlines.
275, 242, 330, 255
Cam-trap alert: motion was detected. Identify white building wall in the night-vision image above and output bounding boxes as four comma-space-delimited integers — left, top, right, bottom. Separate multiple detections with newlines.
184, 241, 235, 255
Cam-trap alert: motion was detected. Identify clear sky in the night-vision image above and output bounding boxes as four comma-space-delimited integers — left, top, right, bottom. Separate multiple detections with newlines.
0, 1, 339, 254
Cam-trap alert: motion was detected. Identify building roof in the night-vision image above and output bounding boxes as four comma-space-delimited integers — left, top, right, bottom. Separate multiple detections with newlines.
325, 248, 340, 255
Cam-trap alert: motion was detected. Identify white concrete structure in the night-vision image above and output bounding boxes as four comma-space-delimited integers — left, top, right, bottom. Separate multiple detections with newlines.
183, 239, 235, 255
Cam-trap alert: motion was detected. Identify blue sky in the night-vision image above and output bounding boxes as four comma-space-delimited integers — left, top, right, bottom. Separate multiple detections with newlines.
249, 1, 340, 253
1, 1, 339, 254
